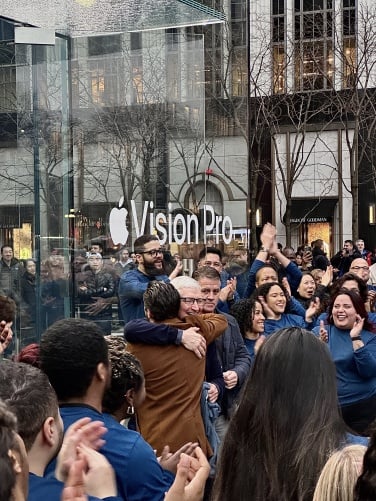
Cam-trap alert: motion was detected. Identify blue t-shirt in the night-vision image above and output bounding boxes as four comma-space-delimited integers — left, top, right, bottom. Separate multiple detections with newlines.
344, 433, 369, 446
29, 473, 122, 501
244, 338, 258, 361
118, 269, 169, 321
51, 405, 174, 501
312, 325, 376, 406
264, 313, 311, 336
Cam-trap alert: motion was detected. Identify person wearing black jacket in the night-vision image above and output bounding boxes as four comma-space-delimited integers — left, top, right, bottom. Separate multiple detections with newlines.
311, 239, 330, 271
331, 240, 361, 277
76, 253, 116, 334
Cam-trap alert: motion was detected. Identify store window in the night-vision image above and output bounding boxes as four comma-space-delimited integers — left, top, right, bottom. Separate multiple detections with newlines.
342, 0, 356, 88
294, 0, 334, 91
272, 0, 285, 93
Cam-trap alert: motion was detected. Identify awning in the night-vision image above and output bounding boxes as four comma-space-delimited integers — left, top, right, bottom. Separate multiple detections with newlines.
288, 198, 338, 223
0, 0, 225, 36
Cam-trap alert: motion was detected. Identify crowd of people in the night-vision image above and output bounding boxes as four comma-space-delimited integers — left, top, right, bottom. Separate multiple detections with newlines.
2, 225, 376, 499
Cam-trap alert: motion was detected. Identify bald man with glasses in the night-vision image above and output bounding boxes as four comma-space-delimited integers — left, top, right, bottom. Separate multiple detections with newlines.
349, 258, 376, 311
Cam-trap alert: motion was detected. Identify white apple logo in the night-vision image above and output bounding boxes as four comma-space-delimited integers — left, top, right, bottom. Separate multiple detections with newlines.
109, 196, 129, 245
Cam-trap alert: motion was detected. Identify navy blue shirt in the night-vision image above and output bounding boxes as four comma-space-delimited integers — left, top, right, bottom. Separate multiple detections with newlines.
52, 405, 174, 501
118, 269, 169, 322
29, 473, 122, 501
312, 325, 376, 406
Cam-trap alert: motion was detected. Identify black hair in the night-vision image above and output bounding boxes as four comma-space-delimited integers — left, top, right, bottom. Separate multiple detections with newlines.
230, 298, 258, 337
103, 336, 144, 415
330, 272, 368, 304
40, 318, 109, 402
354, 425, 376, 500
90, 241, 103, 250
0, 400, 18, 501
0, 295, 16, 323
254, 263, 279, 283
143, 281, 180, 321
253, 281, 289, 303
212, 327, 347, 501
133, 235, 159, 254
0, 361, 59, 451
0, 245, 13, 254
198, 246, 222, 261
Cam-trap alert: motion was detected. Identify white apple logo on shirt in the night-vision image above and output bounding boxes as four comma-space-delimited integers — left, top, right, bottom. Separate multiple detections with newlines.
109, 196, 129, 245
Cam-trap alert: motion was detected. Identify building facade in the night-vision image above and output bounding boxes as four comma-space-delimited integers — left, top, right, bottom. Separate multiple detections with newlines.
0, 0, 249, 346
249, 0, 376, 252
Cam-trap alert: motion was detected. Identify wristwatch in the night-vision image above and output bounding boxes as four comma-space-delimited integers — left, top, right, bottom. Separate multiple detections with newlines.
259, 246, 269, 253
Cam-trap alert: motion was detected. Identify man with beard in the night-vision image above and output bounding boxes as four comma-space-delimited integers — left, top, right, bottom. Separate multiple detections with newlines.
118, 235, 181, 322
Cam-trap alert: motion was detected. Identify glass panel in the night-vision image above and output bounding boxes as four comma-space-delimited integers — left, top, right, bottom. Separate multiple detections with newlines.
7, 36, 72, 351
273, 46, 285, 93
302, 41, 324, 89
231, 21, 247, 46
273, 17, 285, 43
327, 12, 333, 37
303, 0, 315, 11
343, 8, 356, 36
313, 0, 323, 10
273, 0, 285, 15
295, 14, 301, 40
302, 14, 315, 38
0, 0, 225, 35
343, 37, 356, 87
231, 1, 246, 20
327, 41, 333, 86
231, 47, 248, 96
0, 1, 248, 346
294, 0, 334, 90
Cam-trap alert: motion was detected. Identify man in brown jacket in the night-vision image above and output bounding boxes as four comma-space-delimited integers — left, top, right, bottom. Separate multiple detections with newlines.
126, 281, 227, 457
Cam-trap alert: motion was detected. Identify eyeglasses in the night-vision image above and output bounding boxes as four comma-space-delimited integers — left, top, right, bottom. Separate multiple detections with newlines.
350, 266, 369, 271
180, 297, 206, 305
140, 249, 164, 257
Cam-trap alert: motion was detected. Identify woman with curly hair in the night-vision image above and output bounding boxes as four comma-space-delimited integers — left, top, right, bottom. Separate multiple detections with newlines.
103, 335, 145, 426
230, 298, 265, 361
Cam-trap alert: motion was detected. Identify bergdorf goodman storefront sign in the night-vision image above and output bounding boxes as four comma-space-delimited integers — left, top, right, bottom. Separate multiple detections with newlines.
109, 198, 234, 245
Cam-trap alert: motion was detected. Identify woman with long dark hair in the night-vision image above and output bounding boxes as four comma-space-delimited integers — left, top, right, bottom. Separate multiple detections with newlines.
212, 327, 360, 501
316, 288, 376, 435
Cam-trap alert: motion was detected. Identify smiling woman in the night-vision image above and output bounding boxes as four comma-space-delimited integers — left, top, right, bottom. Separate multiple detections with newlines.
254, 282, 319, 336
313, 288, 376, 435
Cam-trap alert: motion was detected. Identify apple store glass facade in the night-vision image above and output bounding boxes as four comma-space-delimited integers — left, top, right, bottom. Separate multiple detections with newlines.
0, 0, 248, 350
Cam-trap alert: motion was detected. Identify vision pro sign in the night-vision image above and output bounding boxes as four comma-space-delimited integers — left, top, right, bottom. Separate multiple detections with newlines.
109, 198, 234, 246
